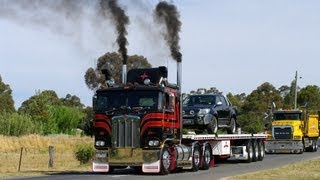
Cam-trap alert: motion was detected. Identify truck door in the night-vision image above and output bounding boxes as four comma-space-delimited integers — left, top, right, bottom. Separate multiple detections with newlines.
216, 95, 230, 125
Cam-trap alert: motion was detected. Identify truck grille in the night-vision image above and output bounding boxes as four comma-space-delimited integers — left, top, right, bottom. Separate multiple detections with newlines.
273, 126, 292, 140
112, 115, 140, 148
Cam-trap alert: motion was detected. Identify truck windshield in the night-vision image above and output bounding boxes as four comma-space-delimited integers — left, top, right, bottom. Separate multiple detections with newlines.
273, 113, 301, 120
183, 95, 215, 106
94, 90, 161, 111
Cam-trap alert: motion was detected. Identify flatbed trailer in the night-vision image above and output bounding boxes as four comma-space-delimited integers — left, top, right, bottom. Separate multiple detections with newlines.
182, 133, 267, 163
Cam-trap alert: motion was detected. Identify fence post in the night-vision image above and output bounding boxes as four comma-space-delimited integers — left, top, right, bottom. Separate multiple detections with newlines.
48, 146, 54, 168
18, 147, 23, 172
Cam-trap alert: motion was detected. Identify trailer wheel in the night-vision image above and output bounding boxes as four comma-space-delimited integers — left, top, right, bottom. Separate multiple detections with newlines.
191, 144, 201, 171
257, 140, 265, 161
227, 117, 236, 134
201, 144, 212, 170
252, 140, 258, 162
207, 116, 218, 134
244, 140, 253, 163
160, 145, 171, 175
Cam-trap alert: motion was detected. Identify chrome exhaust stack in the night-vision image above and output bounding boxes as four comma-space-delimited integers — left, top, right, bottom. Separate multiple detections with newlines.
177, 60, 183, 143
122, 64, 127, 84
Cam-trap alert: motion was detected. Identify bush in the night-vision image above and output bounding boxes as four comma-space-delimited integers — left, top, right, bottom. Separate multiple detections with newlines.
44, 106, 86, 135
237, 112, 264, 133
0, 113, 38, 136
74, 144, 94, 164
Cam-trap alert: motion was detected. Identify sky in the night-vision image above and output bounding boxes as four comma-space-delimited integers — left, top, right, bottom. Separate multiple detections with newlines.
1, 0, 320, 109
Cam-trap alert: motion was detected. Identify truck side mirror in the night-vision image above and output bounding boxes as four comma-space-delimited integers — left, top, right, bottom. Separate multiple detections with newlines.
216, 101, 222, 106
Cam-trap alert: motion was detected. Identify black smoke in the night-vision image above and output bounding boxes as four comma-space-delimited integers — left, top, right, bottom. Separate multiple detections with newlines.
155, 1, 182, 62
99, 0, 129, 65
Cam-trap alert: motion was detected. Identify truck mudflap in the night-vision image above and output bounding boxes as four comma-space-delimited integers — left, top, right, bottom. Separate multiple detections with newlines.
265, 140, 303, 153
92, 150, 109, 172
142, 160, 161, 173
92, 161, 109, 172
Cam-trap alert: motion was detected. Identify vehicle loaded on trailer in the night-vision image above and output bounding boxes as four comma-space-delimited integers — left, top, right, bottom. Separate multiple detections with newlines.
265, 109, 320, 154
92, 61, 267, 174
183, 93, 237, 134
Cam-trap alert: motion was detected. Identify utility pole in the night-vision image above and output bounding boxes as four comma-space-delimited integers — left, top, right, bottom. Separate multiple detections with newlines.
294, 71, 298, 109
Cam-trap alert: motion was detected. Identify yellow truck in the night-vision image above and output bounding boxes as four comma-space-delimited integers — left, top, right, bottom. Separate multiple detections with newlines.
265, 109, 319, 154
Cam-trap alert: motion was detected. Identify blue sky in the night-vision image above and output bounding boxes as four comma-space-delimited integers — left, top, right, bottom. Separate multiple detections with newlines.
1, 0, 320, 108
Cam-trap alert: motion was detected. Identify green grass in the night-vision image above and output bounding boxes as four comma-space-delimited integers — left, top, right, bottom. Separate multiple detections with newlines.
228, 158, 320, 180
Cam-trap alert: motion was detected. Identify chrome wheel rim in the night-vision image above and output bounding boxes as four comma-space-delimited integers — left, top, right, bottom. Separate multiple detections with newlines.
204, 148, 211, 165
194, 149, 200, 166
162, 149, 171, 170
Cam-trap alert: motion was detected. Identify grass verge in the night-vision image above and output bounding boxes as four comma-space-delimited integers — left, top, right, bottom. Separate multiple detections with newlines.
0, 134, 93, 178
228, 157, 320, 180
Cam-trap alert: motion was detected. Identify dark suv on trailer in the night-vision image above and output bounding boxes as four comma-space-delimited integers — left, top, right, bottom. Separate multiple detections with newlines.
182, 93, 237, 134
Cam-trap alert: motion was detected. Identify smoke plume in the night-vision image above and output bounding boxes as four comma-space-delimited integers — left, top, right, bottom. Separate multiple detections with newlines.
99, 0, 129, 65
155, 1, 182, 62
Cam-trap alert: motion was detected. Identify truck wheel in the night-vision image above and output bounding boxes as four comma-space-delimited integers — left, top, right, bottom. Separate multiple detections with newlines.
244, 140, 253, 163
227, 117, 236, 134
312, 140, 318, 152
252, 140, 258, 162
160, 145, 171, 175
201, 144, 212, 170
257, 140, 265, 161
191, 144, 201, 171
207, 116, 218, 134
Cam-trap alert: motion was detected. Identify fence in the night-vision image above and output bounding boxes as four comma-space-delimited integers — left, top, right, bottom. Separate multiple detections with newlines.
0, 135, 93, 174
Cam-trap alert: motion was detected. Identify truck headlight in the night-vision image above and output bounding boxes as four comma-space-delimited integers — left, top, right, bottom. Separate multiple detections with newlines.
198, 108, 210, 116
95, 140, 105, 146
148, 140, 160, 147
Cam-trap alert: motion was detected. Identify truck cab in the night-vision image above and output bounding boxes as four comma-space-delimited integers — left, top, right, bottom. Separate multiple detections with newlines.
265, 110, 319, 153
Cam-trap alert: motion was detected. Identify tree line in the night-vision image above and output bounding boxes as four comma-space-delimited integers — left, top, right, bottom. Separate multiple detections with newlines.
189, 81, 320, 133
0, 52, 151, 136
1, 52, 319, 135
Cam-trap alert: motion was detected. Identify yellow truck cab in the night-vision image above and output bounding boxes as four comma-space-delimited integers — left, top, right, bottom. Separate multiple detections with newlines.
265, 110, 319, 154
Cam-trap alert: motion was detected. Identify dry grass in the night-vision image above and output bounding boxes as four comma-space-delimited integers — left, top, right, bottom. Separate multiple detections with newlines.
0, 134, 94, 178
228, 158, 320, 180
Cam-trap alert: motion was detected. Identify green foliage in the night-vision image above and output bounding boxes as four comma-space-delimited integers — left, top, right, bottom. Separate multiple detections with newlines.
242, 82, 283, 114
18, 90, 61, 122
227, 92, 246, 113
0, 113, 38, 136
237, 112, 264, 133
298, 85, 320, 111
43, 105, 86, 135
84, 52, 152, 90
60, 94, 84, 108
0, 75, 15, 113
74, 144, 94, 165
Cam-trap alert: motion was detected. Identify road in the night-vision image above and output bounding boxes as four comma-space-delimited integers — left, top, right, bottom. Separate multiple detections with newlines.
7, 149, 320, 180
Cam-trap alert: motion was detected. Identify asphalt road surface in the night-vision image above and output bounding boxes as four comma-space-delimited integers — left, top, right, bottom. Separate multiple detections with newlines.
7, 147, 320, 180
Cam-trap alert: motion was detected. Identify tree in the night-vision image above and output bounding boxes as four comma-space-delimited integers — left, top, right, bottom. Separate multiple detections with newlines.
242, 82, 283, 114
282, 80, 301, 109
84, 52, 152, 91
240, 82, 283, 132
297, 85, 320, 111
60, 94, 84, 108
0, 75, 15, 113
226, 92, 246, 113
18, 90, 61, 122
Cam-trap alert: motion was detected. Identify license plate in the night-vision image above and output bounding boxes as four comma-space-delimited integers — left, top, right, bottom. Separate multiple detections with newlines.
277, 149, 289, 153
